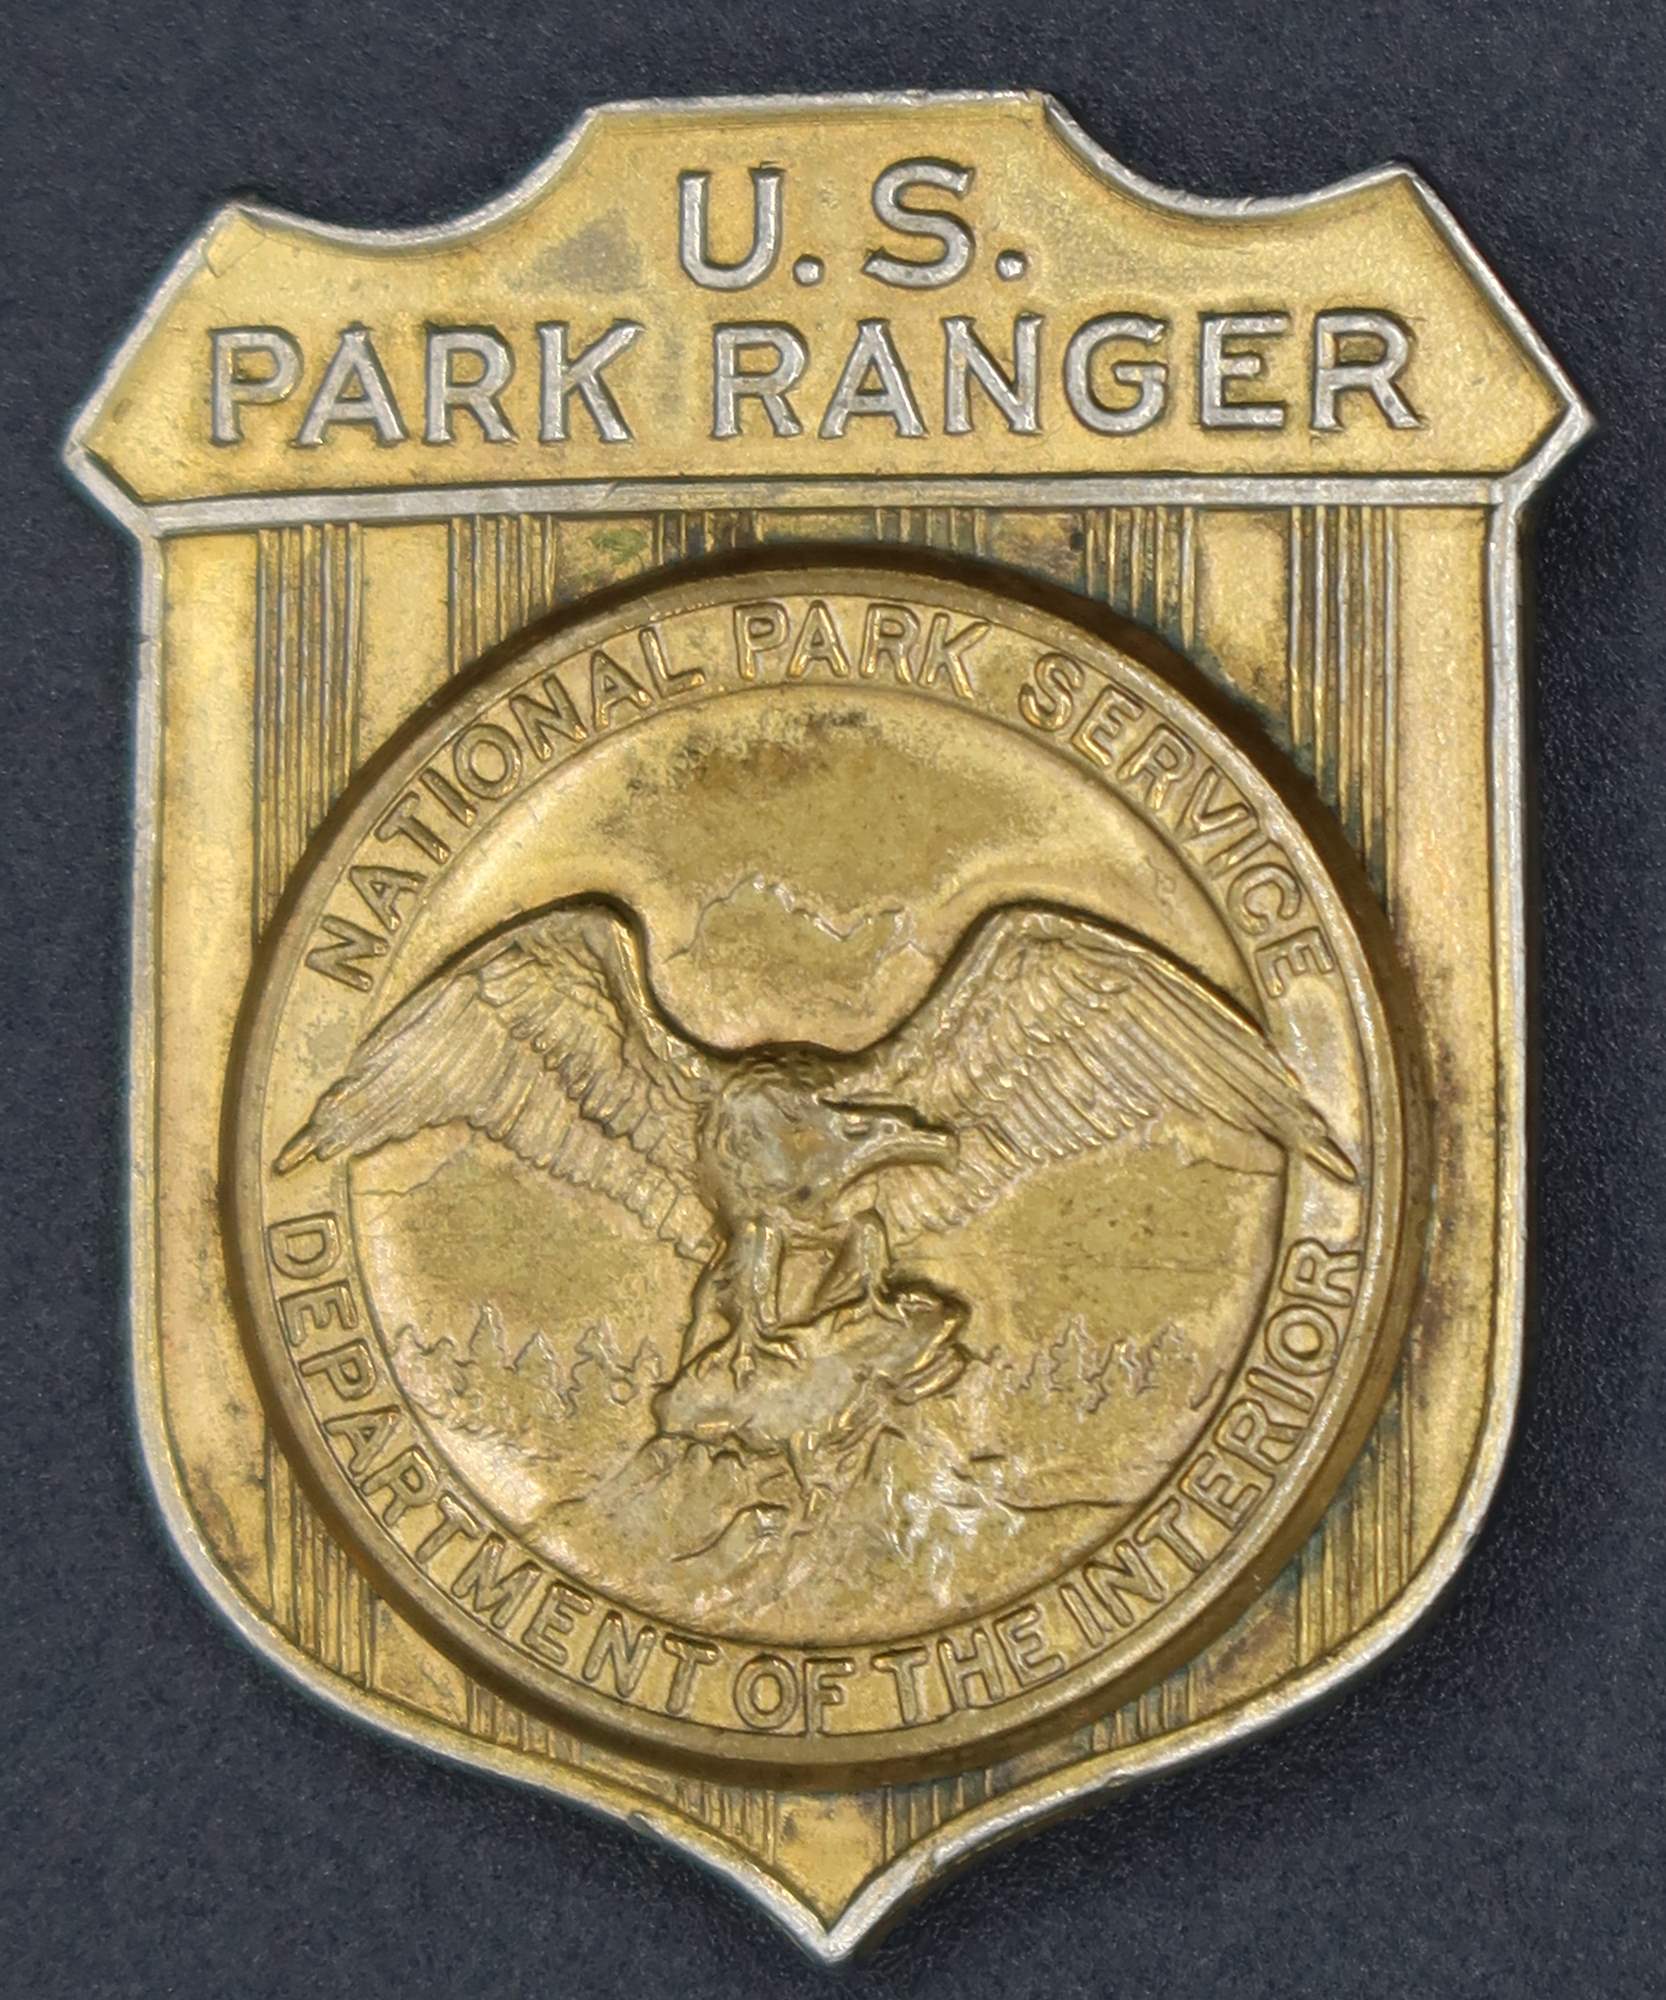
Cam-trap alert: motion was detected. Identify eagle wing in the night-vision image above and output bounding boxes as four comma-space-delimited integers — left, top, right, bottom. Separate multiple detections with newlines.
845, 902, 1355, 1240
276, 898, 717, 1259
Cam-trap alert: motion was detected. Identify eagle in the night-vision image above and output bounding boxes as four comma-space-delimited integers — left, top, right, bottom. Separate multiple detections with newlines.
277, 896, 1353, 1425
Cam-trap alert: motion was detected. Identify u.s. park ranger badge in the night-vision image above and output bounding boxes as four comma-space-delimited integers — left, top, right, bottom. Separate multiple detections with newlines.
66, 91, 1587, 1956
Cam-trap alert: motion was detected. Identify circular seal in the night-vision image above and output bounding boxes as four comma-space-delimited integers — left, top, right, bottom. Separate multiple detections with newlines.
226, 562, 1420, 1777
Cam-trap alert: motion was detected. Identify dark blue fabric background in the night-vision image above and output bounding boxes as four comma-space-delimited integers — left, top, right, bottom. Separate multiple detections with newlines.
3, 4, 1662, 1995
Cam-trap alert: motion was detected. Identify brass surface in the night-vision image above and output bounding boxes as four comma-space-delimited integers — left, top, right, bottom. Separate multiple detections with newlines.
67, 91, 1587, 1955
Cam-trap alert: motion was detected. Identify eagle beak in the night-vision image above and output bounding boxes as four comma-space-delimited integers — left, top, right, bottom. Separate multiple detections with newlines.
901, 1125, 958, 1168
868, 1118, 958, 1173
827, 1098, 958, 1175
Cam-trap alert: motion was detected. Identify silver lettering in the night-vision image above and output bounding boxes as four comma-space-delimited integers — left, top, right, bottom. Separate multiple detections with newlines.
210, 327, 301, 443
1312, 310, 1420, 430
424, 328, 514, 445
538, 320, 642, 443
819, 320, 925, 439
944, 314, 1041, 434
711, 324, 808, 439
678, 167, 783, 290
1198, 312, 1288, 430
295, 328, 406, 447
1064, 315, 1169, 435
862, 159, 975, 289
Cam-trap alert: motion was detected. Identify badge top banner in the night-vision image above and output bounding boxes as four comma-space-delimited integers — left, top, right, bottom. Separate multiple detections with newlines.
72, 92, 1573, 523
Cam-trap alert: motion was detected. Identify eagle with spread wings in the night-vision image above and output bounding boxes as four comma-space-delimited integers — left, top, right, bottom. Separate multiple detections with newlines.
278, 897, 1353, 1406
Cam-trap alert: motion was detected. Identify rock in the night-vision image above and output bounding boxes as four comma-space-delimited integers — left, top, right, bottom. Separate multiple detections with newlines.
650, 1277, 970, 1476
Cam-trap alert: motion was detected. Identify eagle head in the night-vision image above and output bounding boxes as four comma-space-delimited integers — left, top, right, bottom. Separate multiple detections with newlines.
702, 1053, 956, 1223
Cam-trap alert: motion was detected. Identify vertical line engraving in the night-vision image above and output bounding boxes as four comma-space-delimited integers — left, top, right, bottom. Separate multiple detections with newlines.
253, 522, 374, 1690
1285, 504, 1409, 1666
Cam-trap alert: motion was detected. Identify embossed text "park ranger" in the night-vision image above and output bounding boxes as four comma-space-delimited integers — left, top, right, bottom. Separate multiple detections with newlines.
211, 161, 1419, 450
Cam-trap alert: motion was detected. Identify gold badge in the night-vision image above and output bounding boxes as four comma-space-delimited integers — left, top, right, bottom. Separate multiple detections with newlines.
67, 92, 1587, 1955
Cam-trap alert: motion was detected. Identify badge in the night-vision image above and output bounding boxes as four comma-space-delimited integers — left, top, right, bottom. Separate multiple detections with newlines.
66, 91, 1587, 1956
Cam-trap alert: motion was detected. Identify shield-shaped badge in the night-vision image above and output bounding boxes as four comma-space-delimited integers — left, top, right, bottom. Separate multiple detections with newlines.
66, 92, 1587, 1957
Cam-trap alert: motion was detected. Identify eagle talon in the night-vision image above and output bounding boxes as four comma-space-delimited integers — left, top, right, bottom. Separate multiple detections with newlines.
754, 1324, 803, 1364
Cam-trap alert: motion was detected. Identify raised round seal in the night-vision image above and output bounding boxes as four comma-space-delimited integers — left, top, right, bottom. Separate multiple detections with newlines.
227, 562, 1419, 1776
